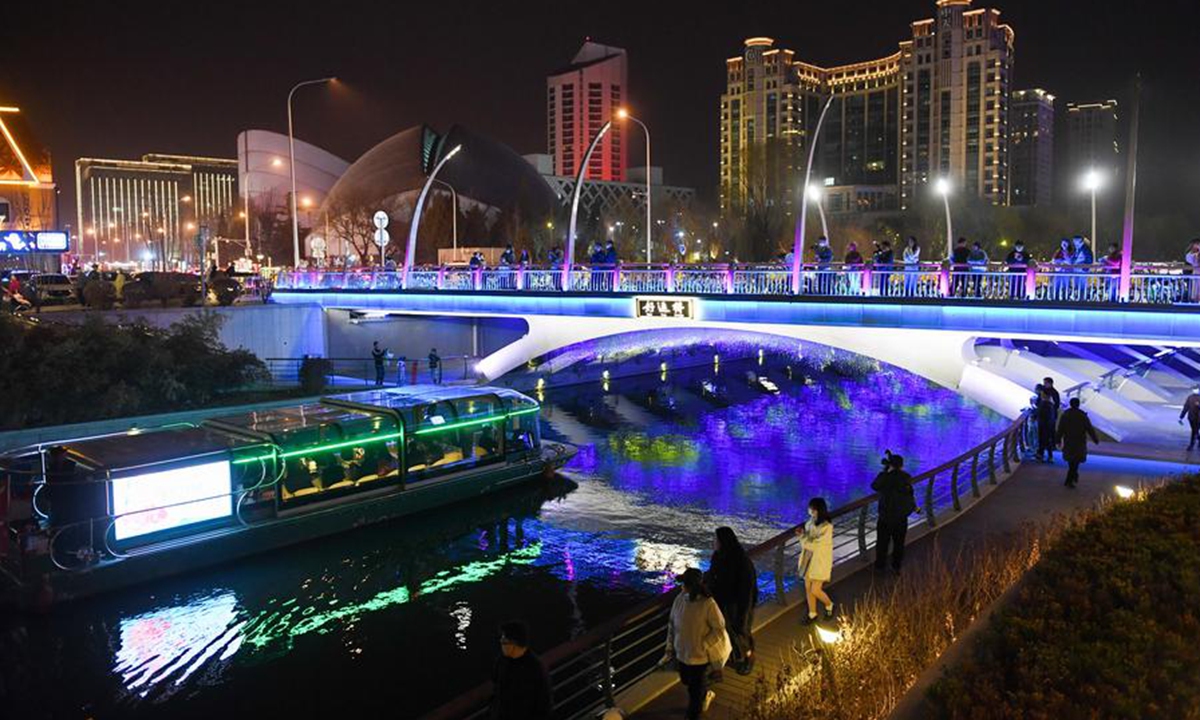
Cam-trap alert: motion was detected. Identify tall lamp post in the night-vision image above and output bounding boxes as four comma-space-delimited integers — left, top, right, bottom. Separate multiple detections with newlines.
287, 76, 336, 268
565, 121, 612, 290
935, 178, 953, 259
616, 108, 652, 263
1083, 169, 1102, 247
431, 178, 459, 258
403, 144, 463, 287
792, 95, 833, 294
806, 185, 829, 241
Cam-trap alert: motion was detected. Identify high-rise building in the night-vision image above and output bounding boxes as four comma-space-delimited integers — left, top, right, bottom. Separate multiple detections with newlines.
75, 154, 238, 265
1009, 88, 1055, 207
547, 41, 628, 183
1064, 100, 1119, 187
720, 0, 1014, 216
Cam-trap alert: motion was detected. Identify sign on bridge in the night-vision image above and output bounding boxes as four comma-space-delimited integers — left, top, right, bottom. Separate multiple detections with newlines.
634, 296, 698, 320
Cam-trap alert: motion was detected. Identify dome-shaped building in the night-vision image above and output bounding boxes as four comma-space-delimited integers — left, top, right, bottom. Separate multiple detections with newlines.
315, 125, 554, 264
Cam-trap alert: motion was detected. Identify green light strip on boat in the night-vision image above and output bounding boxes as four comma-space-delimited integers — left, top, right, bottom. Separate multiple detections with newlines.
230, 406, 541, 464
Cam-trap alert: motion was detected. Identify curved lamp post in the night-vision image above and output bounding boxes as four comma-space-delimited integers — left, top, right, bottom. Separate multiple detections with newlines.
431, 179, 459, 256
617, 108, 652, 263
792, 95, 833, 294
806, 184, 830, 242
564, 121, 612, 290
403, 144, 463, 288
287, 76, 336, 268
935, 177, 953, 259
1083, 169, 1101, 246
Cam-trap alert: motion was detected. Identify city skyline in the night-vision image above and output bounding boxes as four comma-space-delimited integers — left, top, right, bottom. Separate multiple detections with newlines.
3, 1, 1197, 228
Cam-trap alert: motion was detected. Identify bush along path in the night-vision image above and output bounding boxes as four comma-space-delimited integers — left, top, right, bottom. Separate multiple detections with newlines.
927, 476, 1200, 720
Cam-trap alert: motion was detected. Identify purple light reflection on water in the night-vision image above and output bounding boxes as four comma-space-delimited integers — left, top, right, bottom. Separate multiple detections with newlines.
551, 367, 1006, 531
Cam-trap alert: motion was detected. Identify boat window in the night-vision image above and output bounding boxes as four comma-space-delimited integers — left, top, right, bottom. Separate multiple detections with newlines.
275, 415, 403, 505
507, 405, 541, 453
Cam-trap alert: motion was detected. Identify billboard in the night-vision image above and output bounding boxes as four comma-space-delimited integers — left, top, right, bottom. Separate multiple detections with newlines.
0, 230, 70, 254
110, 459, 233, 542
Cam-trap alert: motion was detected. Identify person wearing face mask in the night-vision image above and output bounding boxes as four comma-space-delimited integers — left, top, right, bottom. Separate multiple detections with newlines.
796, 497, 834, 624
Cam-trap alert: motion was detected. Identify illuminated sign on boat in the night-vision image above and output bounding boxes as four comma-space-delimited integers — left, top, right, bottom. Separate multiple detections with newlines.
110, 460, 233, 542
633, 296, 698, 320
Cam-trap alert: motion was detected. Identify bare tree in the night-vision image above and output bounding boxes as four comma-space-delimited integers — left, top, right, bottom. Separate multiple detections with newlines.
325, 189, 382, 264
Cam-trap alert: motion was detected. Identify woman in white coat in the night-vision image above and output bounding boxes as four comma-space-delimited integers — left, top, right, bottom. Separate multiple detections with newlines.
663, 568, 730, 719
797, 497, 835, 624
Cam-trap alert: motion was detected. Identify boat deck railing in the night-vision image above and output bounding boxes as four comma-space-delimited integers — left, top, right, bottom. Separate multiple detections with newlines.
419, 412, 1032, 720
273, 262, 1200, 307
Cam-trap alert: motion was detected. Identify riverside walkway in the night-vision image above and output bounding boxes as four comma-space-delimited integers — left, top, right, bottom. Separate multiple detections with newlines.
628, 446, 1198, 719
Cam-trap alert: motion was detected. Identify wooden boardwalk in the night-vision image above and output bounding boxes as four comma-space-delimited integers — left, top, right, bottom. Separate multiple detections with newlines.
628, 449, 1199, 719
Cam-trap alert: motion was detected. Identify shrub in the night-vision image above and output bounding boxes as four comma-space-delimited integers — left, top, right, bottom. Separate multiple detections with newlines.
299, 355, 333, 395
927, 478, 1200, 720
0, 312, 268, 429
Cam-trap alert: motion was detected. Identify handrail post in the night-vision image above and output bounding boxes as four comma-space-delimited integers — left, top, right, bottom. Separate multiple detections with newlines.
924, 474, 937, 527
436, 265, 446, 290
773, 543, 786, 605
473, 267, 483, 291
988, 442, 998, 485
602, 635, 615, 707
1002, 433, 1012, 474
516, 263, 526, 291
613, 262, 622, 293
950, 462, 961, 511
939, 261, 951, 298
666, 264, 676, 293
857, 505, 869, 558
1026, 263, 1038, 300
725, 264, 734, 294
970, 453, 981, 497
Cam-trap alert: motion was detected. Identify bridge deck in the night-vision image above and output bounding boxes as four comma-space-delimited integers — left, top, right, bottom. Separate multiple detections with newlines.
628, 450, 1198, 719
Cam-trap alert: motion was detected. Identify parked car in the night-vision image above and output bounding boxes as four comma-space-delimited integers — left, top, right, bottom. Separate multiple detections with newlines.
29, 273, 77, 304
122, 272, 203, 308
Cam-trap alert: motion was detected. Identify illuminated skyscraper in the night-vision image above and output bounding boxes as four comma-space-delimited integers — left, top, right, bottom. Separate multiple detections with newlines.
1009, 89, 1055, 207
1065, 100, 1119, 184
547, 41, 627, 182
720, 0, 1014, 215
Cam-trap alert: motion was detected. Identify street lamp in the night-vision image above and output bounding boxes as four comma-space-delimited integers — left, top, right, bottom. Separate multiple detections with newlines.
935, 178, 953, 259
616, 108, 653, 263
1083, 169, 1102, 246
404, 143, 463, 286
287, 76, 336, 268
806, 185, 830, 242
565, 120, 613, 289
431, 179, 459, 256
792, 95, 833, 293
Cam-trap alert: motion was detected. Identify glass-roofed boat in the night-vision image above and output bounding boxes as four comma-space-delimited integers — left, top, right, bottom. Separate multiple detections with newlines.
0, 386, 573, 608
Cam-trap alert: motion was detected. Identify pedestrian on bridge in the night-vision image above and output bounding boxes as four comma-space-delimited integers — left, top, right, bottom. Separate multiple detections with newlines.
1035, 385, 1059, 463
490, 620, 552, 720
871, 453, 916, 574
1056, 397, 1100, 488
1179, 388, 1200, 451
797, 497, 834, 624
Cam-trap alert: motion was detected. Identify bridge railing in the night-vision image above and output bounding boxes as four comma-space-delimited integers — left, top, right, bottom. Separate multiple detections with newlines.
420, 412, 1032, 720
274, 262, 1200, 306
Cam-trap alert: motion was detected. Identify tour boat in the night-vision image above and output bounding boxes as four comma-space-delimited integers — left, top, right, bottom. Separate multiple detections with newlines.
0, 386, 574, 609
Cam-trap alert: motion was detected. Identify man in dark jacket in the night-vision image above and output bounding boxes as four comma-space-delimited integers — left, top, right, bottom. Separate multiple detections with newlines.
371, 341, 387, 387
1180, 388, 1200, 451
490, 621, 551, 720
1056, 398, 1100, 488
871, 453, 916, 573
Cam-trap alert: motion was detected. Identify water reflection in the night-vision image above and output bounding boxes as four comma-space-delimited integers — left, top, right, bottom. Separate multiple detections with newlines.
2, 355, 1007, 719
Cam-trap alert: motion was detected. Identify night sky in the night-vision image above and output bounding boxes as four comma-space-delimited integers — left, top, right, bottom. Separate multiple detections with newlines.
5, 0, 1199, 230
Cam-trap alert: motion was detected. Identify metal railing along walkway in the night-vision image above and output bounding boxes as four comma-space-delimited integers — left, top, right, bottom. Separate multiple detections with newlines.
274, 262, 1200, 307
420, 412, 1032, 720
